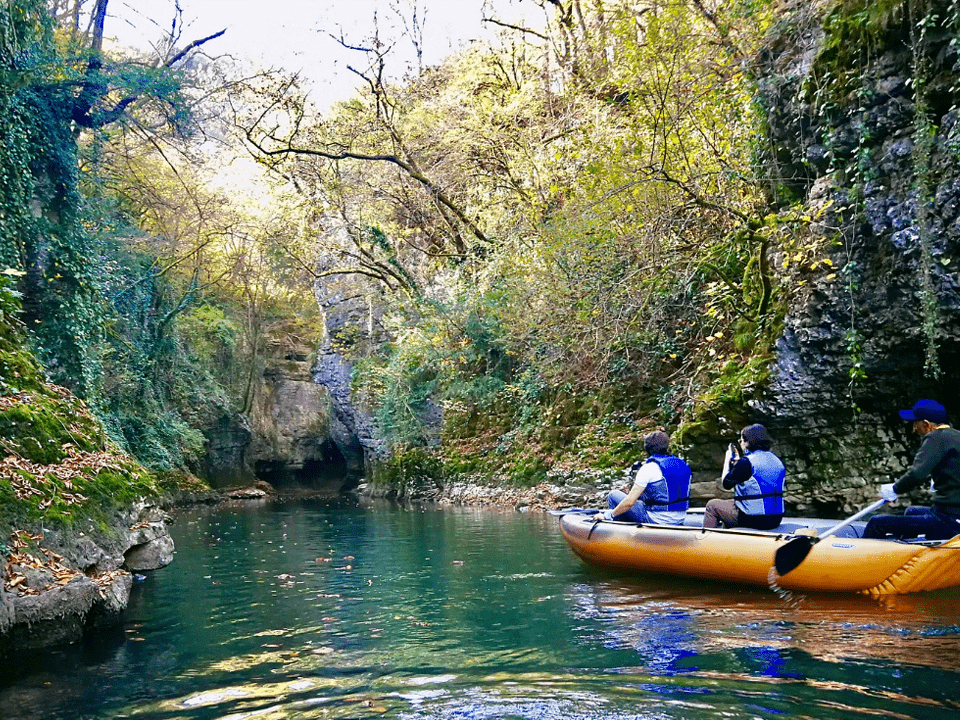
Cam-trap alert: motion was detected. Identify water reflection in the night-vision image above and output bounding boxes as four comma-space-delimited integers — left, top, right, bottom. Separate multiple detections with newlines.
0, 501, 959, 720
570, 574, 960, 671
566, 574, 960, 718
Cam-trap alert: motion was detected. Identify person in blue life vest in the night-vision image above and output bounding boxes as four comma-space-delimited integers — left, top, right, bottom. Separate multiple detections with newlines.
863, 399, 960, 540
703, 423, 785, 530
601, 430, 692, 525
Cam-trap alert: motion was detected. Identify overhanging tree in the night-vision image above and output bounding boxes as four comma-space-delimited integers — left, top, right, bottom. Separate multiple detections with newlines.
0, 0, 224, 396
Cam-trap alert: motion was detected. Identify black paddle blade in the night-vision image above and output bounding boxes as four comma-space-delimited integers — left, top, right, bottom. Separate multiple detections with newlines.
773, 536, 817, 576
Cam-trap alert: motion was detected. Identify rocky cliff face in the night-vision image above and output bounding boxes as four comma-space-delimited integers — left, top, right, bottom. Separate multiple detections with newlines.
201, 334, 362, 493
311, 275, 388, 482
312, 350, 377, 477
745, 0, 960, 512
204, 409, 255, 488
246, 342, 358, 492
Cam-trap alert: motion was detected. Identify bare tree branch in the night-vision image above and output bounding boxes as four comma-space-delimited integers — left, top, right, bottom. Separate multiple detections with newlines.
689, 0, 744, 59
482, 16, 549, 41
243, 129, 490, 248
164, 30, 227, 68
71, 0, 226, 129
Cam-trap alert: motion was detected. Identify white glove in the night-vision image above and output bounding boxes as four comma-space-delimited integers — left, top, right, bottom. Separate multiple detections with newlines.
601, 510, 614, 521
880, 483, 898, 502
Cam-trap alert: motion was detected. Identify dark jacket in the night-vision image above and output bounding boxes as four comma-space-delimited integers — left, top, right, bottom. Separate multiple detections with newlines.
893, 426, 960, 517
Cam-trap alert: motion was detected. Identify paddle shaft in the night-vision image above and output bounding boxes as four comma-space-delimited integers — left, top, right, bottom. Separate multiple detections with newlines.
817, 498, 888, 540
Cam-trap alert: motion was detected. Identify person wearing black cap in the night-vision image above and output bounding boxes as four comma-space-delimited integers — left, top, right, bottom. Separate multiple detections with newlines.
702, 424, 785, 530
862, 399, 960, 540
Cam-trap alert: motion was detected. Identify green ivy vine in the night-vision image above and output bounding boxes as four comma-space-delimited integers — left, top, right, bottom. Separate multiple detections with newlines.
909, 0, 944, 379
0, 0, 106, 397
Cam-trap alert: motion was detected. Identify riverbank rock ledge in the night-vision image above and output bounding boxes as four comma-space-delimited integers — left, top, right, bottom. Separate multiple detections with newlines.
0, 501, 174, 653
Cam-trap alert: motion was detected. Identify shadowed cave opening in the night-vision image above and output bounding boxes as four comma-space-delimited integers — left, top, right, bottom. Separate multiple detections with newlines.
254, 439, 354, 493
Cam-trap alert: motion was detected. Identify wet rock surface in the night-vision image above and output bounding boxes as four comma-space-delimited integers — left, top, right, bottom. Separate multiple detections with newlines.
0, 501, 174, 655
247, 346, 352, 491
204, 410, 255, 488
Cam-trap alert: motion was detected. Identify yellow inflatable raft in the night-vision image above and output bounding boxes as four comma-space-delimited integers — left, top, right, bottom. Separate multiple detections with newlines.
557, 510, 960, 595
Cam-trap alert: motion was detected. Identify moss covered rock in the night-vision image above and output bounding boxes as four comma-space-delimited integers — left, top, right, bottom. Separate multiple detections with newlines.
0, 277, 174, 653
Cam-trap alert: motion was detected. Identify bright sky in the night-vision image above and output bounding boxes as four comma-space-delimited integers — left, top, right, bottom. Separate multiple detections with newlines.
107, 0, 546, 107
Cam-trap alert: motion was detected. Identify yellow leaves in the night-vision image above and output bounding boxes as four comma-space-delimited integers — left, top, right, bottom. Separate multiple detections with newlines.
806, 256, 835, 271
3, 539, 82, 596
782, 243, 839, 278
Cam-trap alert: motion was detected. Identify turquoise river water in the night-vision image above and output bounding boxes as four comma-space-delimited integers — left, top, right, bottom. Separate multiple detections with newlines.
2, 499, 960, 719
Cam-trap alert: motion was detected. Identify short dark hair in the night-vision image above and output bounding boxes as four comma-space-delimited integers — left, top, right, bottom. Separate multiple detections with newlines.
741, 424, 771, 451
644, 430, 670, 455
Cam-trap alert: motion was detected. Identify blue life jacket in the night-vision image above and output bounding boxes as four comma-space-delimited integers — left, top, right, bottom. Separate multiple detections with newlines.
734, 450, 785, 516
641, 454, 692, 512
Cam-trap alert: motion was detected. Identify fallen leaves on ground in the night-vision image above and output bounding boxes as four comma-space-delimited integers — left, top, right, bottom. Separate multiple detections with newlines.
3, 529, 127, 599
0, 443, 128, 506
91, 569, 129, 597
3, 536, 80, 597
0, 392, 32, 411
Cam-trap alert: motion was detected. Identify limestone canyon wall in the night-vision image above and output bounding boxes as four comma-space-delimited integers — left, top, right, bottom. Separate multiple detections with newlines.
745, 0, 960, 512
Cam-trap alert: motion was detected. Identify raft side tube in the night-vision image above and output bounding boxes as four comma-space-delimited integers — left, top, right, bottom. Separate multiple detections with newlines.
558, 513, 960, 593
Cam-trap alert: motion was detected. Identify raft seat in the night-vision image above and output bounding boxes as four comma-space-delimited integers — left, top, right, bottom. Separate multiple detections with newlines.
773, 521, 865, 538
